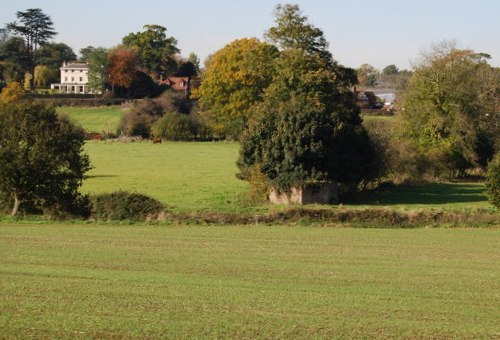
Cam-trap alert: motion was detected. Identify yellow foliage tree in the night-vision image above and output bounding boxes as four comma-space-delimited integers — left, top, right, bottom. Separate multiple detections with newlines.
0, 81, 25, 103
195, 38, 278, 138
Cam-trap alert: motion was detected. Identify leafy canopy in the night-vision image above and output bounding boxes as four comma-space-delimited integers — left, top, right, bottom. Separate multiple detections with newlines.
238, 49, 373, 191
123, 25, 179, 79
7, 8, 56, 54
265, 4, 332, 62
86, 47, 109, 94
195, 38, 278, 138
0, 81, 25, 103
0, 100, 90, 216
6, 8, 57, 88
485, 153, 500, 207
238, 4, 374, 193
401, 41, 499, 176
34, 42, 76, 68
108, 46, 137, 90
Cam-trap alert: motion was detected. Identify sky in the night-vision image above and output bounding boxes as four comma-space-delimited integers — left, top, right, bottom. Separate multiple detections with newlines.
1, 0, 499, 70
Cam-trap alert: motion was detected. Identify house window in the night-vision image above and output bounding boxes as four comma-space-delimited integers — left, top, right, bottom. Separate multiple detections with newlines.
71, 77, 74, 82
79, 77, 83, 82
65, 77, 68, 82
71, 70, 74, 72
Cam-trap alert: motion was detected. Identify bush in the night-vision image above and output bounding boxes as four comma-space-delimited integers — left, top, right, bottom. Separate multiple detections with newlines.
118, 99, 163, 137
118, 91, 196, 138
155, 90, 193, 114
151, 112, 212, 141
91, 191, 164, 221
485, 154, 500, 207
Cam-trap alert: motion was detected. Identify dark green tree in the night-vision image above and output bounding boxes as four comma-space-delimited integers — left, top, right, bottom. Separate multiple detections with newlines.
0, 36, 30, 82
239, 5, 375, 195
485, 153, 500, 207
187, 52, 200, 73
0, 100, 90, 216
238, 49, 374, 192
34, 42, 76, 68
78, 45, 95, 62
6, 8, 57, 89
175, 60, 197, 78
123, 24, 179, 80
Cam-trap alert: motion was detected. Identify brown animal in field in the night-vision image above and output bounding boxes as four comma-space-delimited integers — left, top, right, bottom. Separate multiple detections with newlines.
152, 137, 162, 144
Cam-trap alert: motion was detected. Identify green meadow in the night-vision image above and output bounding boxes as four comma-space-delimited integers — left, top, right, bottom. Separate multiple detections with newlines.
82, 140, 493, 215
56, 106, 127, 134
1, 224, 499, 338
83, 141, 250, 213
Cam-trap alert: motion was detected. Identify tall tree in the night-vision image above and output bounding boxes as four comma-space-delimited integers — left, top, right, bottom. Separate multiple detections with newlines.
239, 5, 375, 195
7, 8, 57, 89
34, 65, 58, 87
265, 4, 331, 61
238, 49, 374, 192
0, 36, 30, 82
0, 100, 90, 216
34, 42, 76, 68
187, 52, 201, 73
108, 46, 137, 94
195, 38, 279, 138
123, 24, 179, 80
357, 63, 379, 88
402, 41, 499, 176
86, 47, 109, 94
78, 45, 95, 63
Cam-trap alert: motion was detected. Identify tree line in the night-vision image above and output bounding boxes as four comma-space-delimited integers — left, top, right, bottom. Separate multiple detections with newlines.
0, 9, 200, 96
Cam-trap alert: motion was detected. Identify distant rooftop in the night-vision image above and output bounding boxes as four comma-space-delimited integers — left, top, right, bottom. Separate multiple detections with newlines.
61, 62, 88, 69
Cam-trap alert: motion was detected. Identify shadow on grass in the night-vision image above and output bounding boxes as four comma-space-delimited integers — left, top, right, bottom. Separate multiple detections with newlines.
347, 182, 487, 206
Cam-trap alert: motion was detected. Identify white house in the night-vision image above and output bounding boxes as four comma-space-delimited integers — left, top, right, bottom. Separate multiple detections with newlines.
51, 61, 92, 94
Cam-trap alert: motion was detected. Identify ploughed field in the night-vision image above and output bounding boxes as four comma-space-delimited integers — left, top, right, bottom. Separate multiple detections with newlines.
1, 224, 499, 338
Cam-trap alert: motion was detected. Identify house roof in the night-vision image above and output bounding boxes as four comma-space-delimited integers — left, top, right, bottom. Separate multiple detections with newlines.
162, 76, 190, 90
61, 62, 88, 70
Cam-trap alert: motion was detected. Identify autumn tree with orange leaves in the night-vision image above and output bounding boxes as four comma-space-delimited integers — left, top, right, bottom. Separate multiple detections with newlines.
108, 46, 138, 95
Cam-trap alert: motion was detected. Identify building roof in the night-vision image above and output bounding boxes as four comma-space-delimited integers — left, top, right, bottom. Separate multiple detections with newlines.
162, 76, 190, 91
61, 62, 88, 70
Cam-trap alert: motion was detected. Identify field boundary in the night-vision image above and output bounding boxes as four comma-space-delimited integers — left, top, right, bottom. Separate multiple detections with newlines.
147, 206, 499, 227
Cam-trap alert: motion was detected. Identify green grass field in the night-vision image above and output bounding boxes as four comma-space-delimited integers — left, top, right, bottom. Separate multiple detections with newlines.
83, 141, 250, 213
56, 106, 127, 134
1, 224, 498, 338
82, 141, 493, 214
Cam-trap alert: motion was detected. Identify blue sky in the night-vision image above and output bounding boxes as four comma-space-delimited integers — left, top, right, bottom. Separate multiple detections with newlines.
1, 0, 499, 70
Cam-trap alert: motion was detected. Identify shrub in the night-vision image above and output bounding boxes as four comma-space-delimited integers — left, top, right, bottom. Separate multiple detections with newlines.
151, 112, 211, 141
118, 91, 196, 138
247, 164, 271, 204
155, 90, 193, 114
91, 191, 164, 221
118, 99, 163, 137
485, 153, 500, 207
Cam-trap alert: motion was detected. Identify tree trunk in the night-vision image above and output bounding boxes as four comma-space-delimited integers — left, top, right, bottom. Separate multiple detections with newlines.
10, 194, 21, 216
